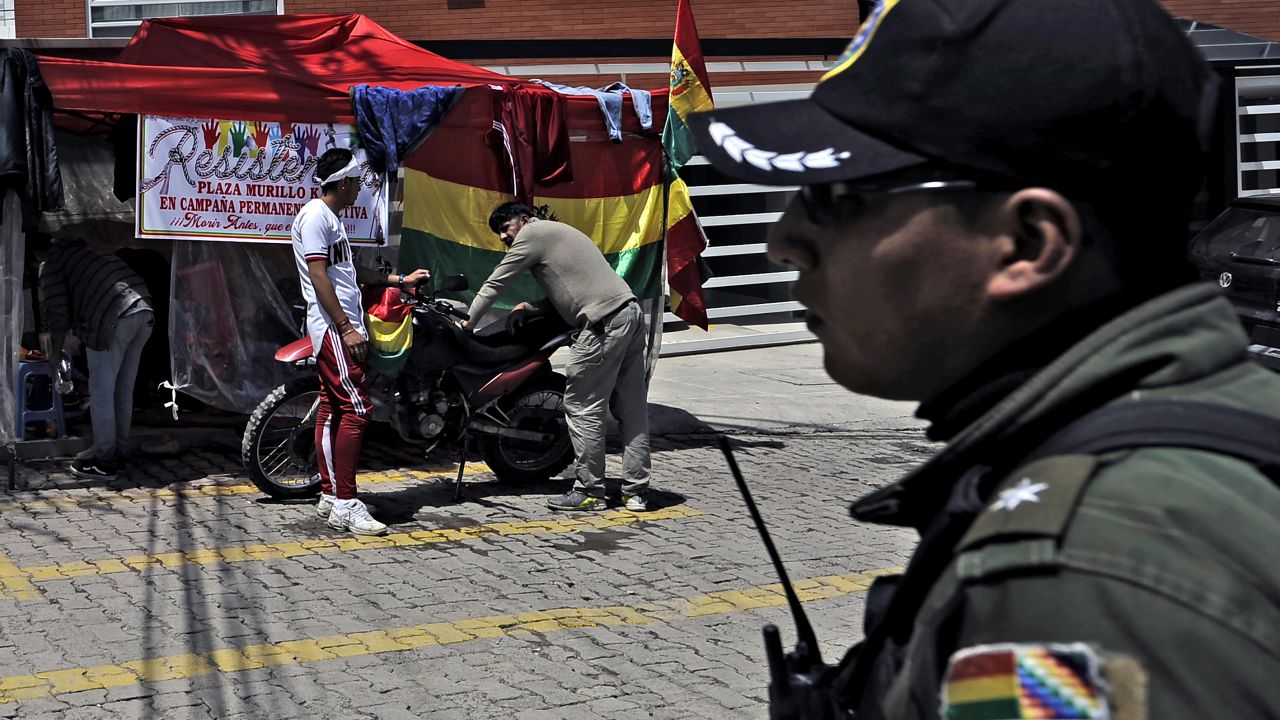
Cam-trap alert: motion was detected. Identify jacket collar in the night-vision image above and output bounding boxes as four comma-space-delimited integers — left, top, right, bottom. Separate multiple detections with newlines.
851, 283, 1249, 529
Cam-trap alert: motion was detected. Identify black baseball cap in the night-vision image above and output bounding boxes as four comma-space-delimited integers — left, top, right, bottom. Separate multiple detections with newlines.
688, 0, 1218, 208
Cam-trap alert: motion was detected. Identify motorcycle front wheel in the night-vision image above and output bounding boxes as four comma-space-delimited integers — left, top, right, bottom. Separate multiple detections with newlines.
479, 373, 574, 483
241, 377, 324, 498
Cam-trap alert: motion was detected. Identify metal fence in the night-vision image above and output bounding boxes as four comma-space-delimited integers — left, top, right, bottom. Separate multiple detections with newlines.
1237, 72, 1280, 197
657, 156, 810, 355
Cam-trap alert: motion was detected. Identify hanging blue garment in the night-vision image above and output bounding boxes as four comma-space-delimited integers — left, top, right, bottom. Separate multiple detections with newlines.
600, 82, 653, 132
532, 80, 652, 142
351, 84, 464, 174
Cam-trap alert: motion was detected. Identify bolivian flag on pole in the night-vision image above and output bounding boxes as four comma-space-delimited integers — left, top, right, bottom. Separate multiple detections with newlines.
662, 0, 714, 330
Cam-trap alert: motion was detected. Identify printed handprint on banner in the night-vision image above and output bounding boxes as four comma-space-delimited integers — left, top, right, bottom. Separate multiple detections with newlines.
250, 122, 270, 158
295, 126, 322, 162
267, 123, 282, 152
229, 121, 249, 157
217, 119, 235, 154
201, 119, 220, 150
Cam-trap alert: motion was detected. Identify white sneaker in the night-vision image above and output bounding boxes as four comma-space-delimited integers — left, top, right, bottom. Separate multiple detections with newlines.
622, 493, 648, 512
315, 492, 336, 518
327, 499, 388, 536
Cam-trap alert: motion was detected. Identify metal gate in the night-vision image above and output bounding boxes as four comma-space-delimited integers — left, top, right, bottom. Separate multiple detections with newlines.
1237, 72, 1280, 197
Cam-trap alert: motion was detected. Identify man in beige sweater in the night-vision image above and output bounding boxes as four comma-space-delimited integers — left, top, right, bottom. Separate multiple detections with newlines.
465, 202, 651, 511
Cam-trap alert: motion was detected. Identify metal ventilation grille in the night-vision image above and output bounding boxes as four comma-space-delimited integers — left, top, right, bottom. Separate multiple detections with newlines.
1237, 76, 1280, 197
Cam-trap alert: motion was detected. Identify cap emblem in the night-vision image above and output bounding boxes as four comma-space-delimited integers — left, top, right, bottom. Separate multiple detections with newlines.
708, 121, 851, 173
822, 0, 902, 82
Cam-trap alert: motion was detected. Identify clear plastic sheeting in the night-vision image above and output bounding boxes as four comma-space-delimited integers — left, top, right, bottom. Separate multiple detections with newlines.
0, 191, 21, 443
169, 240, 308, 413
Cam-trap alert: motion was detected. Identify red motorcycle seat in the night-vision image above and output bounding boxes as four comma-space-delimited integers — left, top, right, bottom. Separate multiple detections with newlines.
274, 337, 314, 363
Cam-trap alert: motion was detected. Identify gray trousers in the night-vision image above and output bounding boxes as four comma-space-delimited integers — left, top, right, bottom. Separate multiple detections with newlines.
86, 310, 154, 465
564, 302, 651, 496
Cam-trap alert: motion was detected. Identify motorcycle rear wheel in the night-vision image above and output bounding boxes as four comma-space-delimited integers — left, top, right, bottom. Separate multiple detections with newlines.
479, 373, 574, 484
241, 377, 324, 498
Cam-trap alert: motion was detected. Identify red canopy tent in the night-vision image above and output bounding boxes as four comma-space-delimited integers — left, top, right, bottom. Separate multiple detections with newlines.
17, 13, 674, 414
35, 13, 666, 129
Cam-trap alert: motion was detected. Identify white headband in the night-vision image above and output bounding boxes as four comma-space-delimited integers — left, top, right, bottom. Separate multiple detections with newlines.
318, 156, 362, 186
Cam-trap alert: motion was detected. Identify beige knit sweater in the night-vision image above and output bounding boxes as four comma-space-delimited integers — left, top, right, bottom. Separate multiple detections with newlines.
467, 219, 635, 330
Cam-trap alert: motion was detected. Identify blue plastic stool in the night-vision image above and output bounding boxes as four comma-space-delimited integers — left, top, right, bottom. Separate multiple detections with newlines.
15, 361, 65, 441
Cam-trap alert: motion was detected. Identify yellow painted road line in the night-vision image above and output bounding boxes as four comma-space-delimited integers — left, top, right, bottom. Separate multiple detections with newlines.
0, 554, 38, 602
0, 567, 901, 703
0, 463, 492, 512
18, 506, 705, 583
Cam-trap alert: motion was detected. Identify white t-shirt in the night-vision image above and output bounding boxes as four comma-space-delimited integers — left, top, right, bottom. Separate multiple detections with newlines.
292, 198, 366, 355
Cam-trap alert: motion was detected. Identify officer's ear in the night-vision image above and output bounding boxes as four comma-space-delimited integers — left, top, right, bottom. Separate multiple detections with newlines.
985, 188, 1082, 301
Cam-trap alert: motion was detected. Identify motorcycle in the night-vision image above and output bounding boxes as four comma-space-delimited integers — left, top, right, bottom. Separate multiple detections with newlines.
240, 274, 577, 499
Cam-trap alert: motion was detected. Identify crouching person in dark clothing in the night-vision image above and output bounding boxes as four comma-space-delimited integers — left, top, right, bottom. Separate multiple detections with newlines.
35, 234, 153, 480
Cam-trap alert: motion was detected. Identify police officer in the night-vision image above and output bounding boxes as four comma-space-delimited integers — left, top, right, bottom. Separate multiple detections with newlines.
690, 0, 1280, 718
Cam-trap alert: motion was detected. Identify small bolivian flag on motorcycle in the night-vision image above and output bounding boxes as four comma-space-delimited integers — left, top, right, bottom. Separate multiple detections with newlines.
363, 287, 413, 374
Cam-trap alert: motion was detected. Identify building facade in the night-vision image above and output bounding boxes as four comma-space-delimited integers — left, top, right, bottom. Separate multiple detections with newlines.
10, 0, 1280, 353
10, 1, 1278, 110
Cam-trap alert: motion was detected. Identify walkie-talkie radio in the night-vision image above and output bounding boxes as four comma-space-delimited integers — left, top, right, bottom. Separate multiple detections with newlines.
719, 437, 845, 719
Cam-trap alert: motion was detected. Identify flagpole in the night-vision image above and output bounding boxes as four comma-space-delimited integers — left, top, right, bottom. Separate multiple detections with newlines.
646, 148, 673, 383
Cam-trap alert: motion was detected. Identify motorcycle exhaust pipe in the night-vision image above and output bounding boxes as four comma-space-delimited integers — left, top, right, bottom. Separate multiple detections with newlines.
466, 421, 553, 444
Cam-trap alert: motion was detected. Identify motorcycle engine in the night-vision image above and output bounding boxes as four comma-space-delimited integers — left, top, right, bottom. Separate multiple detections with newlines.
411, 390, 452, 440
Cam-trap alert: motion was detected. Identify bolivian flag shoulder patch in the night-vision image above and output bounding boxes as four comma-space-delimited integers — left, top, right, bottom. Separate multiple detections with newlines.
940, 643, 1111, 720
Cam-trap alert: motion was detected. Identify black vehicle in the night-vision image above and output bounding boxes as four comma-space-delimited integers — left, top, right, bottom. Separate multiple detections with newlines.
1188, 196, 1280, 371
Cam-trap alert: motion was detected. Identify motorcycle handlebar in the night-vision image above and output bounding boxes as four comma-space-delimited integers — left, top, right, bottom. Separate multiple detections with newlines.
433, 300, 470, 321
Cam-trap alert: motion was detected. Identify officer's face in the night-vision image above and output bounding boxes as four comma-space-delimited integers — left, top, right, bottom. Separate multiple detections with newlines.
768, 187, 999, 402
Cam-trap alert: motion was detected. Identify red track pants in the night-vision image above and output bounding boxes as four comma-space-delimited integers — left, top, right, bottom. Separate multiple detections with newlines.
314, 328, 371, 500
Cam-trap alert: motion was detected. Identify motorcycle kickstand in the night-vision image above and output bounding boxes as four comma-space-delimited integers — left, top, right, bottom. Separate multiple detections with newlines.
451, 437, 468, 503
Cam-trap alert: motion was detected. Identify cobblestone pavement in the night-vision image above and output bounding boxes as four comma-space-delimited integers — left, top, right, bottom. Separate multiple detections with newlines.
0, 419, 933, 719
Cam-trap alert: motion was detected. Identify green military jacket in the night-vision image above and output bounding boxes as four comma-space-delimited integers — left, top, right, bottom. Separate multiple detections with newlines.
844, 284, 1280, 720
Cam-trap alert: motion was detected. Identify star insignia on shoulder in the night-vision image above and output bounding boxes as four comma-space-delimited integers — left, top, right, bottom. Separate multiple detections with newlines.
990, 478, 1049, 511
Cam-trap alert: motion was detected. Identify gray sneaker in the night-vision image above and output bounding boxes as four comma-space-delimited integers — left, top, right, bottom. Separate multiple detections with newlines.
622, 493, 648, 512
546, 490, 607, 512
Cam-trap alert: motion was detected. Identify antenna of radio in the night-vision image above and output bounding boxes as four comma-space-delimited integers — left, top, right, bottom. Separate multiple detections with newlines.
719, 435, 823, 666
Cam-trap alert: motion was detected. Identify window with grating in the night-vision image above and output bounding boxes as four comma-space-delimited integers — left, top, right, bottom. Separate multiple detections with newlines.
87, 0, 281, 38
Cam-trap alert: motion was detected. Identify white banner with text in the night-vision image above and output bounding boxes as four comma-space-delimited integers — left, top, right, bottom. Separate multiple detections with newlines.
137, 116, 386, 245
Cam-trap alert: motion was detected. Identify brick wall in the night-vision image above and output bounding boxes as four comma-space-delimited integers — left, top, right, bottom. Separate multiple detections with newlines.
1160, 1, 1280, 40
287, 1, 1280, 43
15, 0, 83, 38
13, 0, 1279, 47
284, 0, 858, 41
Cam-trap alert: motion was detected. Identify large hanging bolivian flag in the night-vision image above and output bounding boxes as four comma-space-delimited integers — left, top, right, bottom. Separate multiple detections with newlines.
397, 115, 666, 312
662, 0, 714, 330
